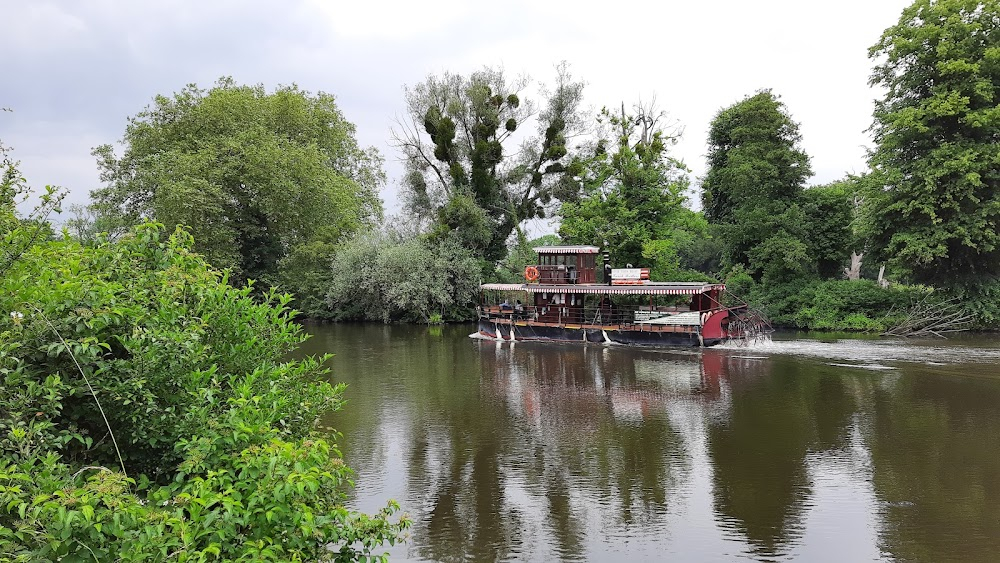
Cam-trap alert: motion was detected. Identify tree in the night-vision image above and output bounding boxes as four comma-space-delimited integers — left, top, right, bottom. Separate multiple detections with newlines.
701, 90, 814, 281
394, 64, 585, 263
558, 103, 691, 272
801, 178, 861, 279
90, 78, 383, 287
326, 229, 483, 323
63, 203, 101, 245
866, 0, 1000, 287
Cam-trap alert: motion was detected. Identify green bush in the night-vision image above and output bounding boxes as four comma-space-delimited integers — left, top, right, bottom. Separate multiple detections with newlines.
0, 223, 408, 561
738, 277, 929, 332
326, 230, 482, 323
940, 279, 1000, 329
793, 279, 927, 331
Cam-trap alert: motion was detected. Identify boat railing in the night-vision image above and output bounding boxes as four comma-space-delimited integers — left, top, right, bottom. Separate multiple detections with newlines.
479, 304, 711, 331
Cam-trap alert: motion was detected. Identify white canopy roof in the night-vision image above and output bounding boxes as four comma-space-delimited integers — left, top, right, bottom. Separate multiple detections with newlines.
533, 245, 601, 254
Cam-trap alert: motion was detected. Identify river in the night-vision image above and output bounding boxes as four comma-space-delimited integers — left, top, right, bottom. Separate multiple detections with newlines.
297, 324, 1000, 562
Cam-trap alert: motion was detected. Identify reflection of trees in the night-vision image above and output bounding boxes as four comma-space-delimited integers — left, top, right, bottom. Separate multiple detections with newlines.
303, 326, 1000, 561
313, 324, 526, 561
486, 344, 694, 552
707, 358, 856, 557
307, 326, 724, 560
863, 367, 1000, 562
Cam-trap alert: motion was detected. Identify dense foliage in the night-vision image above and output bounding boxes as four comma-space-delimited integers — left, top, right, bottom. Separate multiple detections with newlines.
800, 179, 860, 280
558, 104, 708, 280
325, 229, 483, 323
726, 265, 928, 331
395, 64, 585, 263
90, 78, 383, 300
1, 152, 407, 559
866, 0, 1000, 287
702, 90, 815, 283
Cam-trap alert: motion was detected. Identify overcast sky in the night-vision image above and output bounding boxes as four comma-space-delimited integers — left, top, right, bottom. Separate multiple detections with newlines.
2, 0, 911, 232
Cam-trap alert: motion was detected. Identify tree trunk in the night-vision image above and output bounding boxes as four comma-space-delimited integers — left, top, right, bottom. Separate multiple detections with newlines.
844, 251, 863, 280
877, 264, 888, 288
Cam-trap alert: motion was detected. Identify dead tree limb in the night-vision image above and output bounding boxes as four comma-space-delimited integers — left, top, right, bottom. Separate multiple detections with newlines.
882, 296, 974, 338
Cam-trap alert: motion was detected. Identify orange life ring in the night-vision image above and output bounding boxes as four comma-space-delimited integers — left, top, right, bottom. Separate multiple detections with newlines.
524, 265, 540, 281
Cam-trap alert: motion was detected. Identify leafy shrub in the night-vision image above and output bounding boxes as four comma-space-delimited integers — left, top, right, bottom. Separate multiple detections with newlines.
723, 264, 755, 301
0, 222, 408, 560
326, 230, 482, 323
940, 279, 1000, 329
740, 278, 929, 332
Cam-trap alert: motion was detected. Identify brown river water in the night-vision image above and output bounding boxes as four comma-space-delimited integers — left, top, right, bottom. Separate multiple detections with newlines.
297, 324, 1000, 562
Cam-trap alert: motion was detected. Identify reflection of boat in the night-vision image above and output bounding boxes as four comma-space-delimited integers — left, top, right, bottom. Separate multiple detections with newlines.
478, 245, 759, 347
484, 345, 732, 424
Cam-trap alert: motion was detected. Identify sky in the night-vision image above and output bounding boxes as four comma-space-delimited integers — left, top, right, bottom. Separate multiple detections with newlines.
1, 0, 913, 233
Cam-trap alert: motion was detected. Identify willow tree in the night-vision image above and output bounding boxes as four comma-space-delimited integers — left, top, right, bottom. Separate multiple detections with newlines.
866, 0, 1000, 287
90, 78, 384, 288
394, 64, 585, 263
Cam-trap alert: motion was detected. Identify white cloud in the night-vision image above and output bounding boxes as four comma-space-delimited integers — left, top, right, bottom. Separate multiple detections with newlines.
305, 0, 473, 41
1, 0, 912, 218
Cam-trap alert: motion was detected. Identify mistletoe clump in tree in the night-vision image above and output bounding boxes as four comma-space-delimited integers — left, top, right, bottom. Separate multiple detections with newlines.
394, 63, 585, 263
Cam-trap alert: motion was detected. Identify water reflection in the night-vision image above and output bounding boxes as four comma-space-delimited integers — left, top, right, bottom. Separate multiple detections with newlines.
299, 324, 1000, 562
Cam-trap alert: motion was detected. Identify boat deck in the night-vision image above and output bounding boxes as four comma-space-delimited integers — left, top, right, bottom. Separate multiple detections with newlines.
483, 315, 701, 334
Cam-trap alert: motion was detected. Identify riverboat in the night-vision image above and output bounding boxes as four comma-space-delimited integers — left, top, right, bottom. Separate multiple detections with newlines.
478, 245, 758, 347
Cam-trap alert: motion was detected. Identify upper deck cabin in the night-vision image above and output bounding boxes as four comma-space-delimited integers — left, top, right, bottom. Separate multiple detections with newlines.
533, 245, 600, 284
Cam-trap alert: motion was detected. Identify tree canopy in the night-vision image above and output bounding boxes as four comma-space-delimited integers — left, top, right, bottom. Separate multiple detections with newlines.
866, 0, 1000, 286
558, 103, 695, 277
801, 178, 861, 279
395, 64, 585, 263
90, 78, 383, 286
701, 90, 814, 282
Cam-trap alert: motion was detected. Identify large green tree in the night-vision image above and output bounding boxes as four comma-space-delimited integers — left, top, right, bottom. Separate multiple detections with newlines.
701, 90, 814, 282
558, 103, 693, 275
394, 64, 585, 263
866, 0, 1000, 286
90, 78, 383, 287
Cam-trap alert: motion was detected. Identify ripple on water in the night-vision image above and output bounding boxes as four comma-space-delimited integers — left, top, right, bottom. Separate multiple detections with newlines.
718, 335, 1000, 367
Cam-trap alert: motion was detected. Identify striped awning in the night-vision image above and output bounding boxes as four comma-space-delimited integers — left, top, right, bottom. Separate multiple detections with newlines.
480, 283, 724, 296
480, 283, 526, 291
533, 245, 600, 254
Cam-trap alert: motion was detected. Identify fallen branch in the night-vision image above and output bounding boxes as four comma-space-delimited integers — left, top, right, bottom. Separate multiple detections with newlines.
882, 296, 974, 337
